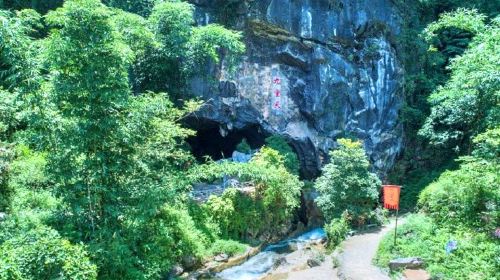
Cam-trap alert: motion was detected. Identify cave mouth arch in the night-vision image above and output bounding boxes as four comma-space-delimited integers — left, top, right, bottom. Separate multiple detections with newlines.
185, 120, 268, 161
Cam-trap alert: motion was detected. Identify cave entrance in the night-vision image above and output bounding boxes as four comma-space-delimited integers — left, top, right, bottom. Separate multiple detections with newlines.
186, 120, 268, 161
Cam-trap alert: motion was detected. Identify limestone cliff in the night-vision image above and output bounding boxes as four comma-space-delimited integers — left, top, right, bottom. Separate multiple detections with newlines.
188, 0, 404, 178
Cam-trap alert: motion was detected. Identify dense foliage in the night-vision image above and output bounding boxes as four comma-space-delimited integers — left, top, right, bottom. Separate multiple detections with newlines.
375, 214, 499, 280
1, 0, 498, 279
388, 1, 499, 210
131, 0, 244, 97
420, 10, 499, 151
324, 215, 349, 249
377, 8, 499, 279
419, 159, 499, 233
191, 147, 303, 240
265, 135, 300, 175
315, 138, 381, 225
0, 0, 248, 279
0, 227, 98, 280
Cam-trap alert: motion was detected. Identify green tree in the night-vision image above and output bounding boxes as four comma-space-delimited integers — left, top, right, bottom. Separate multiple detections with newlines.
419, 10, 499, 152
471, 128, 500, 160
0, 0, 63, 14
0, 9, 41, 90
103, 0, 155, 17
39, 0, 200, 278
43, 0, 133, 236
132, 1, 244, 96
314, 139, 380, 225
387, 3, 500, 211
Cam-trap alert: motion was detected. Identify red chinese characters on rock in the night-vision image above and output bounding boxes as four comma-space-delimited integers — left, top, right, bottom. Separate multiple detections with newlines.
271, 75, 282, 112
273, 101, 281, 109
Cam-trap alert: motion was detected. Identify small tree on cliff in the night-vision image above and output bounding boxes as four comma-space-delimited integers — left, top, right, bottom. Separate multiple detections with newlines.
315, 138, 380, 225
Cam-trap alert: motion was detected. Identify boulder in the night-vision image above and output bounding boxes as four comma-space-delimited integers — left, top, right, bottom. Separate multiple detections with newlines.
273, 257, 287, 269
214, 253, 229, 262
0, 212, 6, 222
389, 257, 424, 270
181, 255, 198, 270
231, 151, 252, 163
168, 265, 184, 279
307, 258, 322, 268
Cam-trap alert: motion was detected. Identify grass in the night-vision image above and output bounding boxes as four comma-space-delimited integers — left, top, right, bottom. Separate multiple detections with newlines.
207, 239, 248, 257
374, 214, 500, 280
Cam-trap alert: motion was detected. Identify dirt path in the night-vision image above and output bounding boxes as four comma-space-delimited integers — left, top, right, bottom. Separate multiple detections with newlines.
336, 219, 402, 280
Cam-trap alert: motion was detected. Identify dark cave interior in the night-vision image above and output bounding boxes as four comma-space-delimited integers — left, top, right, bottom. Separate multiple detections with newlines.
186, 120, 268, 161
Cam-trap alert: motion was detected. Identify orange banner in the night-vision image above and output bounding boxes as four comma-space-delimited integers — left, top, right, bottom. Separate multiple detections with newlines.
383, 185, 401, 210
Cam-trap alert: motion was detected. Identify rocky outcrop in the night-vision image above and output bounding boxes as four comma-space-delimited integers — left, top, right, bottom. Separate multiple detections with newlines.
389, 257, 425, 271
191, 177, 256, 203
188, 0, 404, 178
302, 188, 324, 226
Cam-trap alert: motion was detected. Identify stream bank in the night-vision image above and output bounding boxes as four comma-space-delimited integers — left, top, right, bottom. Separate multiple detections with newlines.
215, 228, 328, 280
182, 227, 327, 280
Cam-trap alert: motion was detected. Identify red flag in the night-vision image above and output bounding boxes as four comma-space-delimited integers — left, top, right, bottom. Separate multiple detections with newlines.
383, 185, 401, 210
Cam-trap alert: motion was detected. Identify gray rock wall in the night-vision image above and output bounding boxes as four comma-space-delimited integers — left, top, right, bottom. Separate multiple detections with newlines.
188, 0, 404, 178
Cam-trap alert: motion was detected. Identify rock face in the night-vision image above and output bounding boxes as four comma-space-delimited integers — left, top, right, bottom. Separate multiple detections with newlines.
189, 0, 404, 178
389, 257, 425, 270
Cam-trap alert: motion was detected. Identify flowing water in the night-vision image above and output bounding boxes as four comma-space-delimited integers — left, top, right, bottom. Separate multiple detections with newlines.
215, 228, 326, 280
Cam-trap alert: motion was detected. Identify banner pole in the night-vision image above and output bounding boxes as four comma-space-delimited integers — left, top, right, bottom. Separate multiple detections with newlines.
394, 208, 399, 248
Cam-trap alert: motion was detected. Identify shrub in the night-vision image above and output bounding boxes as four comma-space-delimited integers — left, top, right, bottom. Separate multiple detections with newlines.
208, 239, 247, 257
472, 128, 500, 160
325, 215, 349, 249
315, 138, 380, 225
187, 201, 221, 243
0, 258, 23, 280
235, 138, 251, 153
418, 160, 499, 232
143, 205, 208, 271
204, 188, 265, 240
0, 227, 97, 280
368, 207, 389, 226
192, 147, 303, 240
8, 145, 48, 190
265, 135, 300, 175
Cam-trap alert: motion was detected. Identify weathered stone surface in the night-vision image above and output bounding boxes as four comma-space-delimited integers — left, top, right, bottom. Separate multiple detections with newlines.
302, 188, 324, 226
188, 0, 404, 178
403, 269, 431, 280
389, 257, 424, 270
191, 178, 256, 203
214, 253, 229, 262
168, 264, 184, 279
306, 257, 322, 268
231, 151, 252, 163
182, 255, 199, 270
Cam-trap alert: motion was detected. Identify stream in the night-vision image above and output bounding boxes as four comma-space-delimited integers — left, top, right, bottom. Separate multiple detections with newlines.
215, 228, 326, 280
